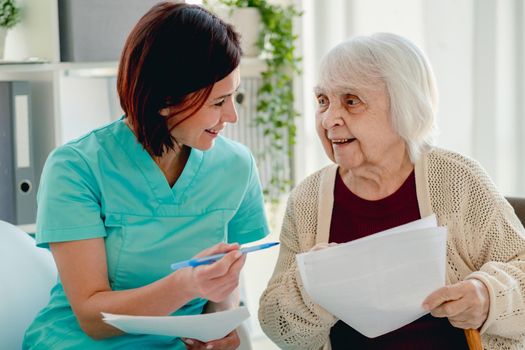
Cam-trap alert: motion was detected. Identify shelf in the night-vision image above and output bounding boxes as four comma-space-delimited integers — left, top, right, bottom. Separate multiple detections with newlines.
60, 62, 118, 78
0, 62, 56, 73
0, 61, 118, 74
0, 60, 264, 78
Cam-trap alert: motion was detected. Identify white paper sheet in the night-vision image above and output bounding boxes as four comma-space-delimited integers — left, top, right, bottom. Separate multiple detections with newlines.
296, 215, 447, 338
102, 306, 250, 342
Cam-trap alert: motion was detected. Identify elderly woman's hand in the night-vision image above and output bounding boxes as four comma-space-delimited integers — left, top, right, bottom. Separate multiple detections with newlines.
182, 330, 240, 350
422, 279, 490, 329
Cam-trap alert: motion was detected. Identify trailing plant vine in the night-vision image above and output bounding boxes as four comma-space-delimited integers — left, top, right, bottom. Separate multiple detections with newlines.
209, 0, 302, 202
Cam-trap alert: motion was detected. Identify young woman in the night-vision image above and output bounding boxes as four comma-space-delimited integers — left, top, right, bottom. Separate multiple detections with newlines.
24, 3, 269, 349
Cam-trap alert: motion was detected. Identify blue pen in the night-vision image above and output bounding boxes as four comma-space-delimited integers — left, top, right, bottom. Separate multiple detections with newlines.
170, 241, 279, 271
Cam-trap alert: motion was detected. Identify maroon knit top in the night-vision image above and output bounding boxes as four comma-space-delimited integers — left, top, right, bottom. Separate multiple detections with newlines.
329, 170, 468, 349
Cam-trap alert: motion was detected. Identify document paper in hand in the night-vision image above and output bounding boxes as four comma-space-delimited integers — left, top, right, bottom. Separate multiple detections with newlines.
296, 215, 447, 338
102, 306, 250, 342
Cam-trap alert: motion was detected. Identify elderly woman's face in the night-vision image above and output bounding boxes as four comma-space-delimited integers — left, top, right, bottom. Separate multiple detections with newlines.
315, 82, 404, 171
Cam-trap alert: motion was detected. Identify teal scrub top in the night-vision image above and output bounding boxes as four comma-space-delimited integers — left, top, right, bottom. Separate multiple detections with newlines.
23, 118, 270, 349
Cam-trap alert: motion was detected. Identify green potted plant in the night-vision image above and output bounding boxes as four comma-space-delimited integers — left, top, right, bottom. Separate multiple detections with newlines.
208, 0, 302, 202
0, 0, 21, 59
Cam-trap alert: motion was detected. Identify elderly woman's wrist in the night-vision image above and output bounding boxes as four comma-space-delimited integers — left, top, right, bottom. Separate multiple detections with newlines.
465, 273, 494, 333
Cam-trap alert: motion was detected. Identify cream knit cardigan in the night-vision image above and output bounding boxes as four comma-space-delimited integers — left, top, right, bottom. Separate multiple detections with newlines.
259, 148, 525, 350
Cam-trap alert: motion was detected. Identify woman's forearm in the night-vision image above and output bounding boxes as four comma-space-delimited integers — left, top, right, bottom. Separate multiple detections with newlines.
76, 270, 196, 339
52, 239, 245, 340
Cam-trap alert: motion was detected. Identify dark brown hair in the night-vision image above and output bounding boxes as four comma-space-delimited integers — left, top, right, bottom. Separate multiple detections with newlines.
117, 2, 242, 156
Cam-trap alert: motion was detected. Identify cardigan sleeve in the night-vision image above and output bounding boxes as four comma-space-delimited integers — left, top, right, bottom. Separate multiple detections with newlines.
258, 188, 337, 350
427, 150, 525, 340
465, 197, 525, 339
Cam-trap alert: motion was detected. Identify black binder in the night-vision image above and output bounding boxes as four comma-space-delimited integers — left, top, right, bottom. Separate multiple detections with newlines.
0, 81, 37, 225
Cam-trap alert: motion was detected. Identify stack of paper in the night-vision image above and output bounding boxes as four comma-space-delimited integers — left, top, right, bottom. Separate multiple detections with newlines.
296, 215, 447, 338
102, 306, 250, 342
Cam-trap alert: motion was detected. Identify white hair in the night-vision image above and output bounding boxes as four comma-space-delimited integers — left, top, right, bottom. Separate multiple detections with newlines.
318, 32, 439, 162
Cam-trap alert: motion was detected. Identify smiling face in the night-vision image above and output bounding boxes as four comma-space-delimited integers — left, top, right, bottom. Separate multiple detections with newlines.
159, 67, 241, 151
315, 81, 406, 172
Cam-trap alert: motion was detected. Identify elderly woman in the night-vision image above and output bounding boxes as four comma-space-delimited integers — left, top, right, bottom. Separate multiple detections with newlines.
259, 33, 525, 350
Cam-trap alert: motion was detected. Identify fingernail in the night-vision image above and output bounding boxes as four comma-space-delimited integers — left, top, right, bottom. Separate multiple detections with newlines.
422, 303, 429, 311
235, 251, 242, 259
183, 339, 194, 345
206, 345, 214, 349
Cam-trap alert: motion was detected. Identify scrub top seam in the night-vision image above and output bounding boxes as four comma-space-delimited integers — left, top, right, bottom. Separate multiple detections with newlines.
39, 222, 105, 233
233, 152, 254, 212
34, 325, 77, 349
104, 207, 239, 218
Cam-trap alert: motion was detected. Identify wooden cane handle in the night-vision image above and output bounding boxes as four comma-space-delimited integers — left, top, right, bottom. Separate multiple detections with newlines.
464, 329, 483, 350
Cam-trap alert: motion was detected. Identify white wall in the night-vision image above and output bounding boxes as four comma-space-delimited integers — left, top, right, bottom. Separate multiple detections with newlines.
424, 0, 474, 156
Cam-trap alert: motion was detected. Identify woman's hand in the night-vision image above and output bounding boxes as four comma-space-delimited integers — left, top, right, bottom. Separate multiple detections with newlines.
180, 243, 246, 303
422, 279, 490, 329
182, 330, 240, 350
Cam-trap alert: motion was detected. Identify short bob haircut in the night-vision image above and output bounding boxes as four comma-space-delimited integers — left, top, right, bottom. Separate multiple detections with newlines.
318, 32, 439, 162
117, 2, 242, 156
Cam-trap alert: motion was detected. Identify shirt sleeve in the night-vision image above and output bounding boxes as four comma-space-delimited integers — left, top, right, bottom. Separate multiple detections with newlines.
227, 152, 270, 244
36, 145, 107, 247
